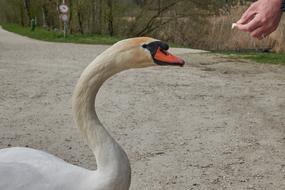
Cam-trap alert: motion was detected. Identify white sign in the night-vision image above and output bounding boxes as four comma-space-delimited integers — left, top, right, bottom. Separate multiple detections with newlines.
61, 14, 68, 22
59, 4, 69, 13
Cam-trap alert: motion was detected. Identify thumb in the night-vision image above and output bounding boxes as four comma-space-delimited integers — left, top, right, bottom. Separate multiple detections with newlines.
233, 23, 248, 31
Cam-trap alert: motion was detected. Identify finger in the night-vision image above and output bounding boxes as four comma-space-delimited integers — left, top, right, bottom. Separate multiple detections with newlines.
250, 26, 265, 40
237, 4, 257, 24
235, 15, 262, 32
237, 11, 256, 25
252, 27, 274, 40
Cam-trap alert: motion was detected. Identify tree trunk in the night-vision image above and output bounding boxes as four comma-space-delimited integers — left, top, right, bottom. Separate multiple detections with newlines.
89, 0, 96, 33
42, 4, 48, 28
107, 0, 114, 36
56, 1, 62, 31
20, 3, 25, 26
95, 0, 102, 34
77, 11, 84, 34
69, 0, 73, 34
23, 0, 32, 25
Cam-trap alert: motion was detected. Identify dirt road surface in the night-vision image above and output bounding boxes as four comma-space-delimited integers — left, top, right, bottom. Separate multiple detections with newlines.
0, 27, 284, 189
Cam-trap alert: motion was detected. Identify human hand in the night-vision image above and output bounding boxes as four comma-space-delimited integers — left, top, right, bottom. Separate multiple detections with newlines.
234, 0, 283, 40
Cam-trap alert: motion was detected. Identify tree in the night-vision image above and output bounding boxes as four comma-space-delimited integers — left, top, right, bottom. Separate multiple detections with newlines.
106, 0, 114, 36
23, 0, 32, 24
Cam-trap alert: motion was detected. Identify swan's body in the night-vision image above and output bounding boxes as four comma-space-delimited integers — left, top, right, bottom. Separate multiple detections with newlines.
0, 147, 93, 190
0, 37, 184, 190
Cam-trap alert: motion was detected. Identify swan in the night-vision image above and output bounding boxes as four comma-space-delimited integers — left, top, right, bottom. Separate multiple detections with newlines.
0, 37, 185, 190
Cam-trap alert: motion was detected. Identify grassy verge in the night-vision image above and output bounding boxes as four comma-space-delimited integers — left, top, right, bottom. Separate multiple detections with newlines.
2, 23, 122, 45
216, 51, 285, 65
2, 23, 187, 49
2, 24, 285, 65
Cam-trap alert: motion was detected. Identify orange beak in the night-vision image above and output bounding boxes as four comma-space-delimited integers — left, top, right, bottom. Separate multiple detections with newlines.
154, 47, 185, 67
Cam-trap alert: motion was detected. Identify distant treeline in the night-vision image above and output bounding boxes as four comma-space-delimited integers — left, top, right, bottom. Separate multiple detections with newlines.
0, 0, 249, 34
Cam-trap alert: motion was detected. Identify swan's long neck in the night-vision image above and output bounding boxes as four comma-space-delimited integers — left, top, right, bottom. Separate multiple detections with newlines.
72, 49, 131, 189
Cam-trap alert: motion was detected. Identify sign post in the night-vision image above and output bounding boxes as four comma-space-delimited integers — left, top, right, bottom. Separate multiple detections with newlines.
59, 0, 69, 38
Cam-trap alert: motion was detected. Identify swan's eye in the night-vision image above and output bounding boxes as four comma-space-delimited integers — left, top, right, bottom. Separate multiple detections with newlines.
142, 44, 148, 49
160, 43, 169, 51
142, 41, 167, 56
142, 41, 184, 66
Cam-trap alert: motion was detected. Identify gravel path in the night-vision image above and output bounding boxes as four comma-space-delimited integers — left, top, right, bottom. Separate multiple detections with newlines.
0, 27, 284, 190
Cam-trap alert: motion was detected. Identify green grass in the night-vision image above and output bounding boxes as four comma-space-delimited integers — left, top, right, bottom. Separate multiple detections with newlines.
2, 23, 122, 45
216, 51, 285, 65
2, 24, 285, 65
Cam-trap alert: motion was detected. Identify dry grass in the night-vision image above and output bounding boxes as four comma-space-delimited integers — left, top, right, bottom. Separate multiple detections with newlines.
207, 5, 285, 52
155, 4, 285, 53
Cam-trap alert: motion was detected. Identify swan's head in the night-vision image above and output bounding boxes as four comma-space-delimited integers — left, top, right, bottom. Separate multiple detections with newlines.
109, 37, 185, 69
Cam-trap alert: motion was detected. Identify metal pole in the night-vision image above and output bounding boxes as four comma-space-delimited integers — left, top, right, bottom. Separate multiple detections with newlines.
63, 20, 67, 38
64, 21, 66, 38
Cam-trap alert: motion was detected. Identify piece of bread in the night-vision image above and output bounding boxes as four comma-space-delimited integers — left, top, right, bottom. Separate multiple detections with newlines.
232, 23, 237, 29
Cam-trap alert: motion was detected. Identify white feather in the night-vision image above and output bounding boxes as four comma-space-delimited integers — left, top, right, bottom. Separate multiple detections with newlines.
0, 37, 157, 190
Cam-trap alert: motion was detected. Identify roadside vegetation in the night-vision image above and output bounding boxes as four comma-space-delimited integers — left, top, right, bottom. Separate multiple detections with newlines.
217, 51, 285, 65
3, 23, 285, 65
2, 23, 122, 45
